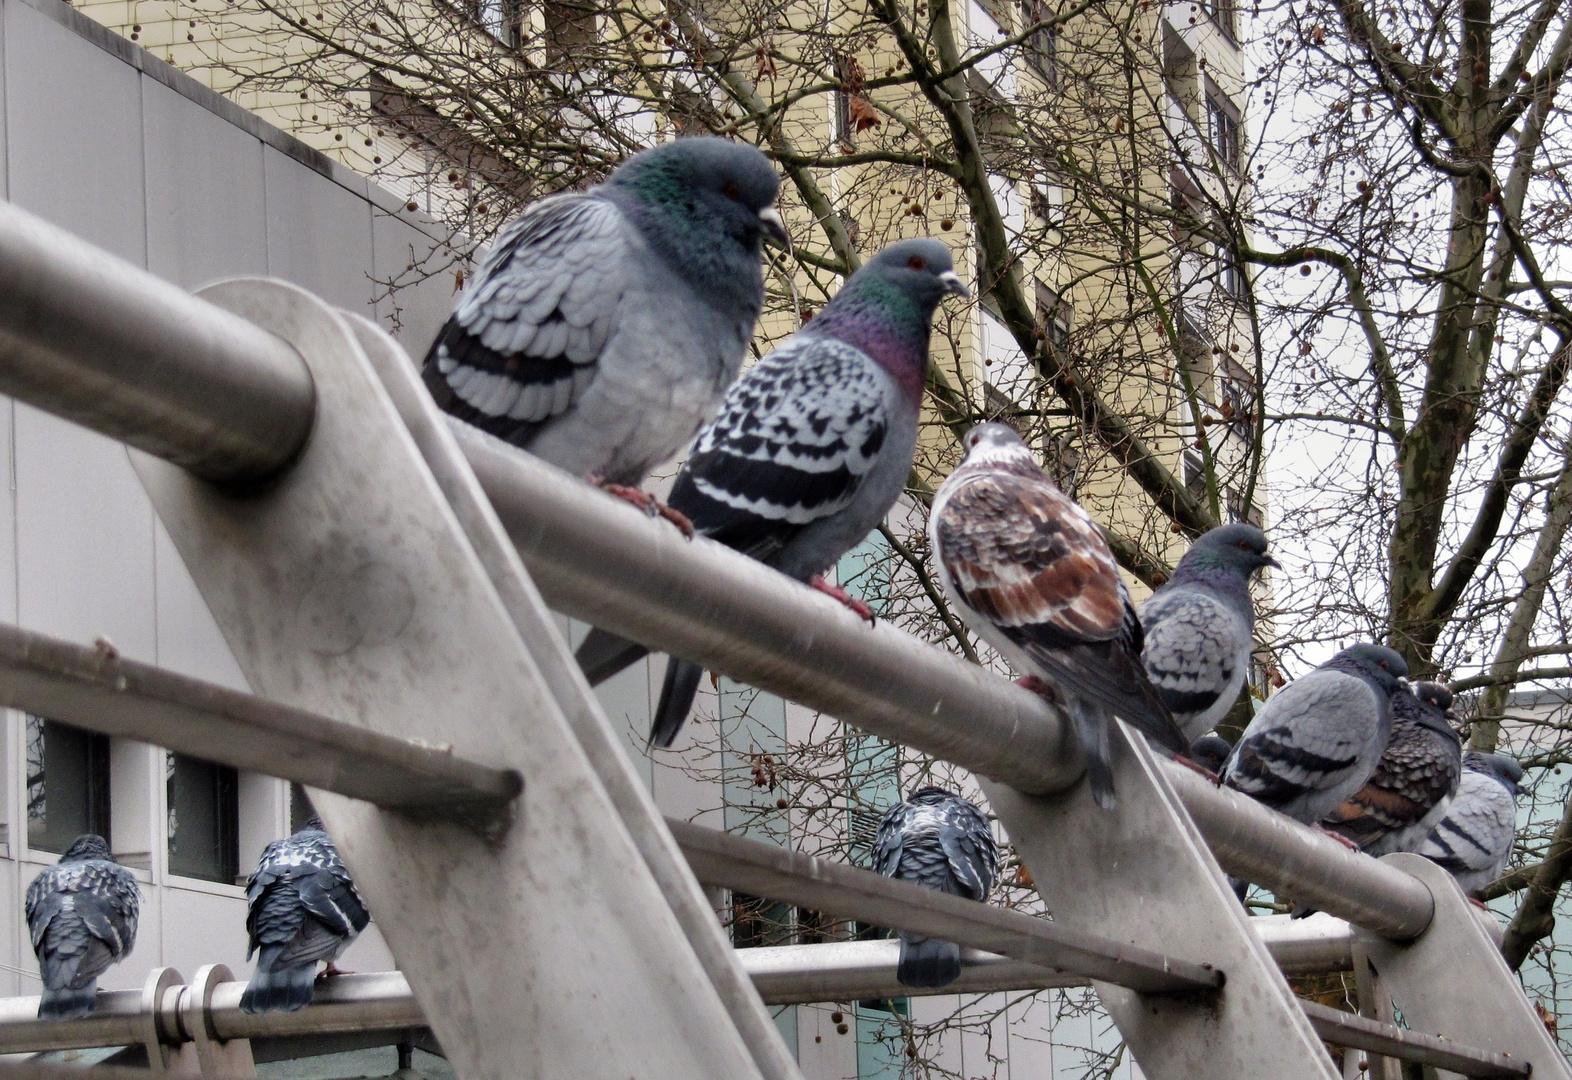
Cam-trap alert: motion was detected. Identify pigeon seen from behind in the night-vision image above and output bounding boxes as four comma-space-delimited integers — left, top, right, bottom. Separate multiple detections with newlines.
929, 422, 1191, 810
872, 787, 999, 988
423, 137, 786, 510
573, 239, 970, 747
1417, 752, 1523, 894
1139, 523, 1277, 743
1322, 680, 1462, 855
1221, 643, 1408, 826
241, 816, 370, 1014
26, 834, 140, 1020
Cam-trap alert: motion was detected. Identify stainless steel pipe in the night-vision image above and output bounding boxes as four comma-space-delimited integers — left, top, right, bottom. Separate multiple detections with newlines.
0, 201, 314, 481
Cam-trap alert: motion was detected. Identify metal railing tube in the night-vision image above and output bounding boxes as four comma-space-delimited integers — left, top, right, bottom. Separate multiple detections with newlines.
1165, 765, 1436, 938
0, 200, 314, 481
205, 973, 424, 1041
0, 989, 146, 1053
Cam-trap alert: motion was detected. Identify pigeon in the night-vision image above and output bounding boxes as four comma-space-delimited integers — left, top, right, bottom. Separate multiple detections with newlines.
929, 422, 1191, 810
1221, 643, 1408, 826
1139, 523, 1277, 743
423, 137, 786, 510
1190, 734, 1233, 775
573, 239, 969, 746
25, 834, 140, 1020
1322, 680, 1462, 855
241, 816, 370, 1014
1417, 752, 1523, 894
872, 787, 999, 988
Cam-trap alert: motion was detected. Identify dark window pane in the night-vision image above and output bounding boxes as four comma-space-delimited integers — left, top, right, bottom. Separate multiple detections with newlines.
26, 717, 110, 854
167, 754, 239, 883
730, 891, 795, 948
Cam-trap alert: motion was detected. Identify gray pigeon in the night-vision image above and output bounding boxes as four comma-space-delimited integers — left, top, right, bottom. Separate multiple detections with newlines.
423, 137, 786, 502
241, 816, 370, 1014
872, 787, 999, 988
929, 422, 1191, 810
1221, 643, 1408, 825
1322, 680, 1462, 855
573, 239, 969, 747
26, 834, 140, 1020
1417, 752, 1523, 894
1139, 523, 1277, 743
1190, 734, 1233, 775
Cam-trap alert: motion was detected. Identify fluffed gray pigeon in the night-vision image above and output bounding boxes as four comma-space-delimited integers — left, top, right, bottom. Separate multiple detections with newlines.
1221, 643, 1408, 825
1322, 680, 1462, 855
1139, 523, 1277, 743
241, 816, 370, 1014
929, 422, 1190, 810
26, 834, 140, 1020
1190, 734, 1233, 775
1417, 752, 1523, 894
423, 137, 786, 508
872, 787, 999, 988
573, 239, 969, 747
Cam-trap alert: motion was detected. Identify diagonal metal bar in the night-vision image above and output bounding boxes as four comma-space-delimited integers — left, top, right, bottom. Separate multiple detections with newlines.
1299, 1000, 1531, 1079
667, 817, 1223, 995
0, 620, 521, 815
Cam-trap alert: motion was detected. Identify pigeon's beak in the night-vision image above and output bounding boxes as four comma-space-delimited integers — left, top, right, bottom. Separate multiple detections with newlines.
1262, 554, 1282, 570
939, 270, 971, 299
758, 206, 790, 249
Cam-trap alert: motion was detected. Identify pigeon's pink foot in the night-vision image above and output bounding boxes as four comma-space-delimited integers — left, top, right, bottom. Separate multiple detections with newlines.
1173, 754, 1223, 785
592, 478, 695, 538
808, 575, 875, 624
1469, 897, 1493, 912
1313, 824, 1362, 851
1014, 675, 1057, 702
317, 963, 353, 982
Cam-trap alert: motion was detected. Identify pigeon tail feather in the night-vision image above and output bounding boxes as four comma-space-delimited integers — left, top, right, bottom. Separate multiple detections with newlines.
38, 983, 97, 1021
896, 933, 962, 989
650, 659, 704, 749
1068, 697, 1117, 811
240, 961, 318, 1015
575, 628, 650, 687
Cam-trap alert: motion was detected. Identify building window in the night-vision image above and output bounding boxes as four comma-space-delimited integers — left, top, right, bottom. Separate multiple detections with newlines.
167, 754, 239, 884
1220, 362, 1255, 445
1202, 0, 1237, 43
1036, 280, 1072, 353
731, 893, 796, 948
26, 717, 110, 854
1207, 91, 1241, 170
466, 0, 522, 47
543, 0, 596, 63
1183, 451, 1206, 503
1020, 0, 1059, 88
1226, 486, 1263, 529
1217, 244, 1246, 299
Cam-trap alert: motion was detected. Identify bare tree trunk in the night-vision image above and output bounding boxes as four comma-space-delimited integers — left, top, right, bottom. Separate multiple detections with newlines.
1503, 790, 1572, 969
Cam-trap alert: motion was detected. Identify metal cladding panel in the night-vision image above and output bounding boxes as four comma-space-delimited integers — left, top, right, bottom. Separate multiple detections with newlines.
141, 77, 268, 289
369, 212, 460, 352
153, 519, 248, 691
14, 404, 156, 663
263, 145, 374, 314
3, 1, 142, 263
0, 401, 17, 627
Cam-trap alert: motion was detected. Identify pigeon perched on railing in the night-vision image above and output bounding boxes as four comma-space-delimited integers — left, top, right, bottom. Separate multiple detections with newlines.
241, 816, 370, 1014
929, 422, 1190, 810
1417, 752, 1524, 895
573, 239, 969, 747
1322, 680, 1462, 855
423, 137, 785, 519
26, 834, 140, 1020
1139, 523, 1277, 743
872, 787, 999, 988
1190, 734, 1233, 776
1221, 643, 1408, 827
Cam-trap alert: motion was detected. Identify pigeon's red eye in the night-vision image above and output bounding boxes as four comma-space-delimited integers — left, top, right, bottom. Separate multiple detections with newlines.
724, 182, 742, 200
909, 256, 926, 270
1379, 661, 1389, 669
1238, 540, 1250, 550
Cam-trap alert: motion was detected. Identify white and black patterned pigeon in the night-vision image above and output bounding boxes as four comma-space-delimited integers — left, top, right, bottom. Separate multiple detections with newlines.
241, 816, 370, 1014
1139, 523, 1277, 743
1418, 752, 1523, 894
574, 239, 969, 747
26, 834, 140, 1020
872, 787, 999, 988
1221, 643, 1408, 827
929, 423, 1191, 810
1322, 680, 1462, 855
423, 137, 785, 514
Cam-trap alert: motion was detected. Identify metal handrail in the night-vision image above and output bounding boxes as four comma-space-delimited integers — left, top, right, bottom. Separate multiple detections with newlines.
0, 196, 1437, 942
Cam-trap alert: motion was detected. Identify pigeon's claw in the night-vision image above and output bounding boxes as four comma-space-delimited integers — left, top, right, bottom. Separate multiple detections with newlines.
1173, 753, 1223, 785
1014, 675, 1057, 702
1312, 824, 1362, 851
808, 575, 875, 624
318, 963, 352, 981
593, 479, 696, 538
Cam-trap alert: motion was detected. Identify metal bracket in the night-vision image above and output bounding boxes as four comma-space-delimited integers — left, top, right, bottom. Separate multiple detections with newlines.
139, 968, 197, 1077
180, 967, 255, 1080
131, 278, 780, 1080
